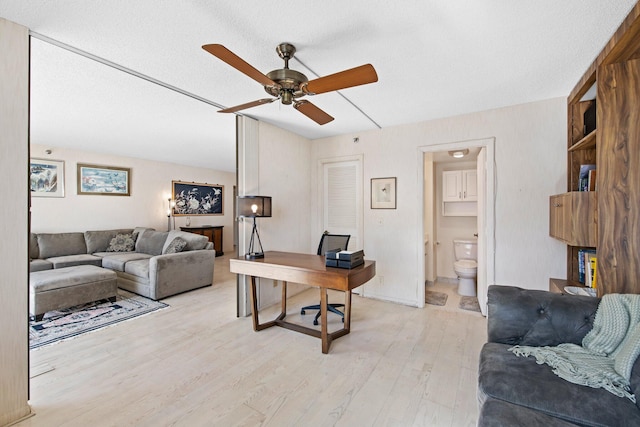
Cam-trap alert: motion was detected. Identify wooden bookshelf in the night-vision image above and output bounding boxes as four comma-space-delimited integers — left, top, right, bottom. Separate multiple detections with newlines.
549, 2, 640, 296
568, 130, 597, 152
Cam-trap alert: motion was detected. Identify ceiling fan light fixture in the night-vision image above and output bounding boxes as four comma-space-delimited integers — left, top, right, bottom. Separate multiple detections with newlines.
281, 91, 293, 105
448, 149, 469, 158
203, 42, 378, 125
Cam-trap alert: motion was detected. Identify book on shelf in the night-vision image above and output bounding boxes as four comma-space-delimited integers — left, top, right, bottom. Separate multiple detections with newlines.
585, 253, 597, 288
578, 248, 596, 284
578, 164, 596, 191
588, 169, 597, 191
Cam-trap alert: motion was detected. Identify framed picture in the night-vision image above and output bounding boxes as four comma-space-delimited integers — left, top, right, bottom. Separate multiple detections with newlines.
371, 177, 397, 209
172, 180, 224, 216
30, 158, 65, 198
77, 163, 131, 196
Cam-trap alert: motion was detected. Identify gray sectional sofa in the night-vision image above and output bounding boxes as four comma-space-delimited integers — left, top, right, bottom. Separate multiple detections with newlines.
29, 228, 216, 300
478, 285, 640, 426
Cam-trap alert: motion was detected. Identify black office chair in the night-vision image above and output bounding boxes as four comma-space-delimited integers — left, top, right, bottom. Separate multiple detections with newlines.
300, 232, 351, 325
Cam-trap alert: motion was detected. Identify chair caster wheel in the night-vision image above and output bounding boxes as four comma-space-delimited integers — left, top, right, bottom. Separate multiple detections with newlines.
301, 310, 306, 315
313, 320, 319, 326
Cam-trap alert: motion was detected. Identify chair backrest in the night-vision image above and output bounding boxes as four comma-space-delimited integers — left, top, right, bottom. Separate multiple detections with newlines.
317, 232, 350, 256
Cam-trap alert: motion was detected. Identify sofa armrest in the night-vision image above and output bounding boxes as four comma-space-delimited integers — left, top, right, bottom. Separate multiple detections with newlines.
148, 249, 215, 299
487, 285, 599, 347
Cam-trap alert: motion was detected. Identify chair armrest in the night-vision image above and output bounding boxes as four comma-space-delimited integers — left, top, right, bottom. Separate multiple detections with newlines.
487, 285, 599, 347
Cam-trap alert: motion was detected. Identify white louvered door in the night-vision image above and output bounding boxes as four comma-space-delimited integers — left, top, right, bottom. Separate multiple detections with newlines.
322, 159, 363, 251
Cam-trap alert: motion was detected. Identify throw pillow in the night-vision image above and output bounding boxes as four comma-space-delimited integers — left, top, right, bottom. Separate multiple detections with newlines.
163, 237, 187, 254
106, 232, 138, 252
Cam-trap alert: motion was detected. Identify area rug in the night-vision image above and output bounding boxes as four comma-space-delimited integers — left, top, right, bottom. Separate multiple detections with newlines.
426, 290, 448, 306
459, 296, 481, 312
29, 290, 168, 349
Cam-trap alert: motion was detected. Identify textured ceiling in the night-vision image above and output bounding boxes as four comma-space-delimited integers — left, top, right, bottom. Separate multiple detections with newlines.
1, 1, 637, 171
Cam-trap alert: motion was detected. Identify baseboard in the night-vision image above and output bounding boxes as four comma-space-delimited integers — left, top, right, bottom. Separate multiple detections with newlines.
436, 276, 458, 285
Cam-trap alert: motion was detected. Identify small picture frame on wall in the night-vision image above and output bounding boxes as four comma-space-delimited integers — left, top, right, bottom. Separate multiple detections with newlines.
77, 163, 131, 196
371, 177, 397, 209
172, 180, 224, 216
30, 158, 65, 198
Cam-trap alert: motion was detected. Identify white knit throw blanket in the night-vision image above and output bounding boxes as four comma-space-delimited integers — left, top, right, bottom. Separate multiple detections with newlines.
509, 294, 640, 402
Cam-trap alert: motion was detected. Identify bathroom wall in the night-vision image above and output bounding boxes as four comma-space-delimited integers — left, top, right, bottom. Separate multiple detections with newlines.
435, 160, 477, 280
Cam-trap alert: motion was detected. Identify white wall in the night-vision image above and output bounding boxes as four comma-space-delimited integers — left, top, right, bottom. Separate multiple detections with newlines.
0, 17, 31, 426
310, 97, 568, 307
435, 160, 477, 280
30, 144, 236, 254
254, 121, 313, 308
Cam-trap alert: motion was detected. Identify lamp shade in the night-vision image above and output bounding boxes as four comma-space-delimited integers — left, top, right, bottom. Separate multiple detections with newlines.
237, 196, 272, 218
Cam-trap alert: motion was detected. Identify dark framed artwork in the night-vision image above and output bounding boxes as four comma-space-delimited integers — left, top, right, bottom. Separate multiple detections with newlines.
371, 177, 397, 209
77, 163, 131, 196
172, 180, 224, 216
30, 158, 65, 198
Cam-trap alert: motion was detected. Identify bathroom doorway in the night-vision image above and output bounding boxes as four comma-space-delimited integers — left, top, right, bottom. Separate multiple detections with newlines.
419, 138, 495, 315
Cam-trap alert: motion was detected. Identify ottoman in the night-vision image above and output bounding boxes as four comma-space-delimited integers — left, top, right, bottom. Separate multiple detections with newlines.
30, 265, 118, 321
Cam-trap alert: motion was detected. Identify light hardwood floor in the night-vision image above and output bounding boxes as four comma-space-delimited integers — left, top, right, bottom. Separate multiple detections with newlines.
19, 255, 487, 427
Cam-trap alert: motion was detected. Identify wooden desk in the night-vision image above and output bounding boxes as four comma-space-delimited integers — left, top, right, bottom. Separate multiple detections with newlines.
180, 226, 223, 256
229, 251, 376, 354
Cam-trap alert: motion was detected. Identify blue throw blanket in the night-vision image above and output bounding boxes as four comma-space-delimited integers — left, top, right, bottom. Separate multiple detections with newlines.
509, 293, 640, 402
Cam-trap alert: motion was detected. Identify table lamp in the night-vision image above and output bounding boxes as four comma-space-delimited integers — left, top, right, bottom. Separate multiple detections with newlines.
237, 195, 272, 259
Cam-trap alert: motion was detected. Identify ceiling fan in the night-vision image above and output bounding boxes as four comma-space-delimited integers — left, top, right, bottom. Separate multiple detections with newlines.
202, 42, 378, 125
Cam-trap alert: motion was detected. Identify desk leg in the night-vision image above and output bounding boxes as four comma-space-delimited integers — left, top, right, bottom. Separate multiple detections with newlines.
343, 290, 352, 332
321, 287, 330, 354
249, 275, 280, 331
281, 281, 287, 315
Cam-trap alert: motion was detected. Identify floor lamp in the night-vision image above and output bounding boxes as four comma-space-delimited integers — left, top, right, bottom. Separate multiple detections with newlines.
237, 195, 272, 259
237, 196, 271, 259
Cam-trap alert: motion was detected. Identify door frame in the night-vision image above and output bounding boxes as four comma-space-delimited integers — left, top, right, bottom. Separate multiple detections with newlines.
417, 138, 495, 314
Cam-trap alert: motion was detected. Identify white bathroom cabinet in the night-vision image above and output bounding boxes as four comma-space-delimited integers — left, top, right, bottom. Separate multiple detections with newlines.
442, 169, 477, 216
442, 170, 477, 202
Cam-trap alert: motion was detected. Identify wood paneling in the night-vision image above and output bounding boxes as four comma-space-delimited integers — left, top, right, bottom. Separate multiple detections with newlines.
597, 58, 640, 295
549, 192, 597, 247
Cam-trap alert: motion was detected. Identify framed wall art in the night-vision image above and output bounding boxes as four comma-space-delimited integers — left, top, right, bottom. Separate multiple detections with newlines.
172, 180, 224, 216
30, 158, 65, 198
371, 177, 397, 209
77, 163, 131, 196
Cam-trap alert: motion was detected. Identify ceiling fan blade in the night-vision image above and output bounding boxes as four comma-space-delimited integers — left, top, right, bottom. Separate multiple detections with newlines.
304, 64, 378, 95
293, 100, 334, 125
202, 44, 276, 87
219, 98, 276, 113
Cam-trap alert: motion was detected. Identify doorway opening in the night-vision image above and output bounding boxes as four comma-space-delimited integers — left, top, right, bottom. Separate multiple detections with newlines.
418, 138, 495, 315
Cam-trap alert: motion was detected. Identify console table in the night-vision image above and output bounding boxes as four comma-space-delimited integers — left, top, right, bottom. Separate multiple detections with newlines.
230, 251, 376, 354
180, 225, 223, 256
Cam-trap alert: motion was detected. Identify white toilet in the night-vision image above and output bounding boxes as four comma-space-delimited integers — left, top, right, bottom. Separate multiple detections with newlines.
453, 238, 478, 296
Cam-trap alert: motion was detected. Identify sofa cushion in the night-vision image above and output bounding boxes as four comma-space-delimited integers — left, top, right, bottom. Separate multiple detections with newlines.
101, 253, 152, 272
84, 229, 133, 253
163, 237, 187, 254
479, 342, 640, 426
479, 399, 579, 426
106, 232, 138, 252
30, 265, 116, 293
631, 356, 640, 410
30, 259, 53, 272
162, 230, 208, 253
124, 259, 150, 279
29, 233, 39, 259
46, 254, 103, 269
135, 230, 169, 256
37, 232, 87, 258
